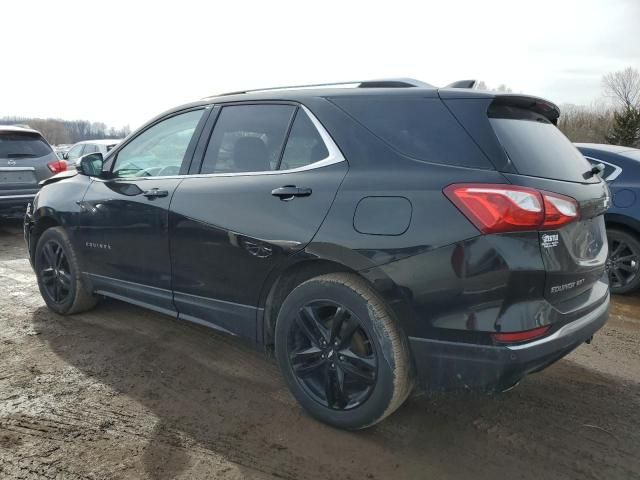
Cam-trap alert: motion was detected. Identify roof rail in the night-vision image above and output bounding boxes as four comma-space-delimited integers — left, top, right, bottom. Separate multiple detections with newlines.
209, 78, 433, 98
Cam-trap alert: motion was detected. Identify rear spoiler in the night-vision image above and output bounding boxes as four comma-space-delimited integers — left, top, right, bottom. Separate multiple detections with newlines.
489, 95, 560, 125
442, 81, 560, 125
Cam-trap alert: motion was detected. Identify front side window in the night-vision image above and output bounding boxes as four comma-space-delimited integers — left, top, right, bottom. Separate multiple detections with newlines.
201, 105, 296, 174
113, 109, 204, 178
280, 110, 329, 170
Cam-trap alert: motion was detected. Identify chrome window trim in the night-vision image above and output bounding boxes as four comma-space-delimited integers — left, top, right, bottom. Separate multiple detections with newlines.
99, 105, 345, 182
584, 156, 622, 182
0, 194, 36, 199
0, 167, 35, 171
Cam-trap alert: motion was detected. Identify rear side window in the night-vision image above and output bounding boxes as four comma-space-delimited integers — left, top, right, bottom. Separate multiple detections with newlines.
489, 107, 596, 183
201, 105, 296, 174
330, 96, 492, 169
280, 110, 329, 170
0, 133, 52, 159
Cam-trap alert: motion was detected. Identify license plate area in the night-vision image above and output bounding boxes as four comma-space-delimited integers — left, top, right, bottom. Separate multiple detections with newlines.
0, 170, 37, 185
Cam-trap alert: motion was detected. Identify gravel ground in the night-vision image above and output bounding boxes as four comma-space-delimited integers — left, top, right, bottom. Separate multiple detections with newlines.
1, 218, 639, 479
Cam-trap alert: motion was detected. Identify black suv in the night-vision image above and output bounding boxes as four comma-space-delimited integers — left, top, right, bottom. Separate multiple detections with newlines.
24, 79, 610, 429
1, 126, 66, 216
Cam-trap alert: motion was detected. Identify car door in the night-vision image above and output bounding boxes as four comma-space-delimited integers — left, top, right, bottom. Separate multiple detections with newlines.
169, 103, 348, 340
77, 108, 208, 313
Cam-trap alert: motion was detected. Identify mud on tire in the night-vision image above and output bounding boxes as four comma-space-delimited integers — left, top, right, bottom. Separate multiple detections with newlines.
274, 272, 413, 430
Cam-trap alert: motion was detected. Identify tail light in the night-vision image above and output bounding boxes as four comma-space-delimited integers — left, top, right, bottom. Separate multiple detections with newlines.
492, 325, 550, 344
444, 184, 578, 234
47, 160, 68, 174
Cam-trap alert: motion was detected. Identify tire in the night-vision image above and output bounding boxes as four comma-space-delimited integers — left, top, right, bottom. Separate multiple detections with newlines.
274, 273, 413, 430
607, 227, 640, 294
34, 227, 98, 315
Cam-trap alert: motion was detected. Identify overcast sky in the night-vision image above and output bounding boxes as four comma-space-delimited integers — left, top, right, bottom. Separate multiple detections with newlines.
3, 0, 639, 130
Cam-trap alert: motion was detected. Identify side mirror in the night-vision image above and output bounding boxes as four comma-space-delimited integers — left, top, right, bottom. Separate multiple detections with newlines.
77, 152, 104, 177
62, 152, 68, 160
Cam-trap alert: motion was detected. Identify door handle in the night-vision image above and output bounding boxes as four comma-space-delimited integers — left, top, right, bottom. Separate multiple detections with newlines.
271, 185, 312, 201
142, 188, 169, 199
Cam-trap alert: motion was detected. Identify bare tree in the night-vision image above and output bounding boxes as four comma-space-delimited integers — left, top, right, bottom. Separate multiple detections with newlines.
558, 102, 615, 143
602, 67, 640, 109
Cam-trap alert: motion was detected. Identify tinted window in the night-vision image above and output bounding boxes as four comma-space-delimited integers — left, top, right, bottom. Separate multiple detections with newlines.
489, 108, 596, 183
330, 96, 492, 169
113, 109, 203, 178
0, 133, 52, 159
280, 110, 329, 170
66, 144, 84, 160
201, 105, 295, 174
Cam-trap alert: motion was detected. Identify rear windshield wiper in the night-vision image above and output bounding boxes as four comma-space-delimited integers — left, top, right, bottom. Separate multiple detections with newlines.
584, 163, 604, 179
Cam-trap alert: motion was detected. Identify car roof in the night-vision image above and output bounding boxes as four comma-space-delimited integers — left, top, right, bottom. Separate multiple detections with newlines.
0, 125, 43, 136
575, 143, 639, 154
143, 80, 559, 131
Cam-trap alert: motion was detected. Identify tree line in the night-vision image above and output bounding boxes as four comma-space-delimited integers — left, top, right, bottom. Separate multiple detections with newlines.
0, 117, 131, 145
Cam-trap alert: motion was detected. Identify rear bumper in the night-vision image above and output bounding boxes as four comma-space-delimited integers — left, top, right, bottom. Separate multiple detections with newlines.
0, 194, 35, 215
409, 292, 609, 392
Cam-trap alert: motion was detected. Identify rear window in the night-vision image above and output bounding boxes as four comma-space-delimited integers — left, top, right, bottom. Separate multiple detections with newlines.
0, 132, 52, 159
489, 107, 596, 183
330, 96, 493, 169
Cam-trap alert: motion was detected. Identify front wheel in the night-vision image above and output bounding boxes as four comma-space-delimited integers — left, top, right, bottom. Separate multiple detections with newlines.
274, 273, 413, 430
35, 227, 98, 314
607, 227, 640, 294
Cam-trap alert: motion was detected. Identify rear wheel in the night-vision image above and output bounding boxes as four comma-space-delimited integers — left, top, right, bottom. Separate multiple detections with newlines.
274, 273, 413, 429
35, 227, 98, 314
607, 227, 640, 294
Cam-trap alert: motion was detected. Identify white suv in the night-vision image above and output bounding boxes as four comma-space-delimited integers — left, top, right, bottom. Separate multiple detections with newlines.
65, 139, 122, 163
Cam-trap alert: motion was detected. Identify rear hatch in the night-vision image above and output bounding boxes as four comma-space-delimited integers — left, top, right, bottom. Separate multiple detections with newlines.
445, 94, 609, 305
0, 130, 57, 196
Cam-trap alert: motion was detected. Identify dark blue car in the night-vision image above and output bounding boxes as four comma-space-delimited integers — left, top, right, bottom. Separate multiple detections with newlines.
576, 143, 640, 294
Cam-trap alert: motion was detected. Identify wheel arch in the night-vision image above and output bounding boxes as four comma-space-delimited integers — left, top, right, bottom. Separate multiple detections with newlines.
605, 213, 640, 238
261, 258, 354, 350
28, 213, 61, 264
259, 253, 414, 352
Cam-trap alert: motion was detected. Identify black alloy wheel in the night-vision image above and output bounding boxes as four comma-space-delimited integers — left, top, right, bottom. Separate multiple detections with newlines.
35, 226, 98, 315
607, 228, 640, 294
39, 239, 72, 304
287, 300, 378, 410
275, 273, 413, 429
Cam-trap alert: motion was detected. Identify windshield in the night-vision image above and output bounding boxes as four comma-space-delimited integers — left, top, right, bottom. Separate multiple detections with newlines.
0, 133, 52, 158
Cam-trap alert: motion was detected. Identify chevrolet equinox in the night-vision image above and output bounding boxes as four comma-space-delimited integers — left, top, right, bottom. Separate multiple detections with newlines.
25, 79, 610, 429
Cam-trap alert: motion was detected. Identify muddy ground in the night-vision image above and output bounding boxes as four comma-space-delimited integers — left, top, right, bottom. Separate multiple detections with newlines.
0, 218, 638, 480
